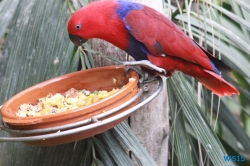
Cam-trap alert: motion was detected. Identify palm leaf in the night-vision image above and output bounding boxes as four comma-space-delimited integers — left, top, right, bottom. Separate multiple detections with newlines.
168, 92, 194, 166
111, 122, 158, 166
168, 73, 230, 166
0, 0, 20, 41
0, 0, 78, 104
98, 131, 135, 166
169, 0, 250, 164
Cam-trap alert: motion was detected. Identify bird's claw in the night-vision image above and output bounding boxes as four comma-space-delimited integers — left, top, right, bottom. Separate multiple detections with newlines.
154, 67, 166, 75
121, 60, 167, 75
124, 66, 149, 84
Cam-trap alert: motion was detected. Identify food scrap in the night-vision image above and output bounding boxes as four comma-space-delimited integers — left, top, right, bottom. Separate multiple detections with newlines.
16, 88, 119, 117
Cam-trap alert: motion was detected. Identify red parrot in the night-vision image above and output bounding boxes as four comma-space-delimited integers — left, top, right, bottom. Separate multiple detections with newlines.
67, 0, 239, 96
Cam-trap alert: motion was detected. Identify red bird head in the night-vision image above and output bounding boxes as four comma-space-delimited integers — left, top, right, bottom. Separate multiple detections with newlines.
67, 1, 101, 46
67, 0, 129, 49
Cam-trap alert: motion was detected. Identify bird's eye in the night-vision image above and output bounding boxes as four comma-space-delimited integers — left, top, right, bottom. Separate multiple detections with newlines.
75, 24, 81, 30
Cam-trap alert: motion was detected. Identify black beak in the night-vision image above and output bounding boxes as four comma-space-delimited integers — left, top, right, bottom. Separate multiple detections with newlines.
68, 33, 87, 46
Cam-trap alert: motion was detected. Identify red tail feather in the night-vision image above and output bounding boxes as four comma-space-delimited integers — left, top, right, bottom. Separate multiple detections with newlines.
148, 55, 239, 96
195, 70, 239, 96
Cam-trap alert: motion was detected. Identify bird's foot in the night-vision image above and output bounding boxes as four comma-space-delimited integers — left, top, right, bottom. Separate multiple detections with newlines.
121, 60, 166, 75
124, 66, 149, 84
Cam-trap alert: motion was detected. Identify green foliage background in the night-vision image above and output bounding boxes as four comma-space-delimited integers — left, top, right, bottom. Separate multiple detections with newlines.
0, 0, 249, 165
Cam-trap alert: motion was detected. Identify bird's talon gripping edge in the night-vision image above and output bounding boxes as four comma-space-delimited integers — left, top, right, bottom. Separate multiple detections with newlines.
124, 66, 149, 84
122, 60, 167, 75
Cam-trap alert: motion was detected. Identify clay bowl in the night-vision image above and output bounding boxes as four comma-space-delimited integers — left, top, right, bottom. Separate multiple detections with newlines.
0, 66, 139, 145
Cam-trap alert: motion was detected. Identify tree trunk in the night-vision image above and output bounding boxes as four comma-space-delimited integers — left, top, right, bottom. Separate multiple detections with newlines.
89, 1, 169, 165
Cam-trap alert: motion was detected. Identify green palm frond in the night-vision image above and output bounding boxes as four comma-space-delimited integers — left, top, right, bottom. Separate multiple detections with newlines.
168, 0, 250, 165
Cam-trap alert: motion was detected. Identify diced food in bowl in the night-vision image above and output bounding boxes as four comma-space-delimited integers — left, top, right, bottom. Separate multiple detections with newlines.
16, 88, 119, 117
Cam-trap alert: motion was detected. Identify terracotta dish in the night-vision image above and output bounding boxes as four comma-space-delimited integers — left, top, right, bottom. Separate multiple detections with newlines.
0, 66, 139, 146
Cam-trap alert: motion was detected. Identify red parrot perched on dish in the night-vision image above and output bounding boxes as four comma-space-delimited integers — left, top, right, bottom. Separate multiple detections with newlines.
67, 0, 239, 96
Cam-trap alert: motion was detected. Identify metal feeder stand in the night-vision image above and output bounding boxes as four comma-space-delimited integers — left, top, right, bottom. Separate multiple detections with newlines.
0, 76, 163, 144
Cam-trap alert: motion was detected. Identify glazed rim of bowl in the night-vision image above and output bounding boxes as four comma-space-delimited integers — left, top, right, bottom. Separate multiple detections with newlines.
1, 66, 138, 124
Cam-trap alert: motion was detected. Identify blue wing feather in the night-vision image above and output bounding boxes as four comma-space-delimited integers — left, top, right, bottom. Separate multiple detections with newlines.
116, 0, 149, 61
